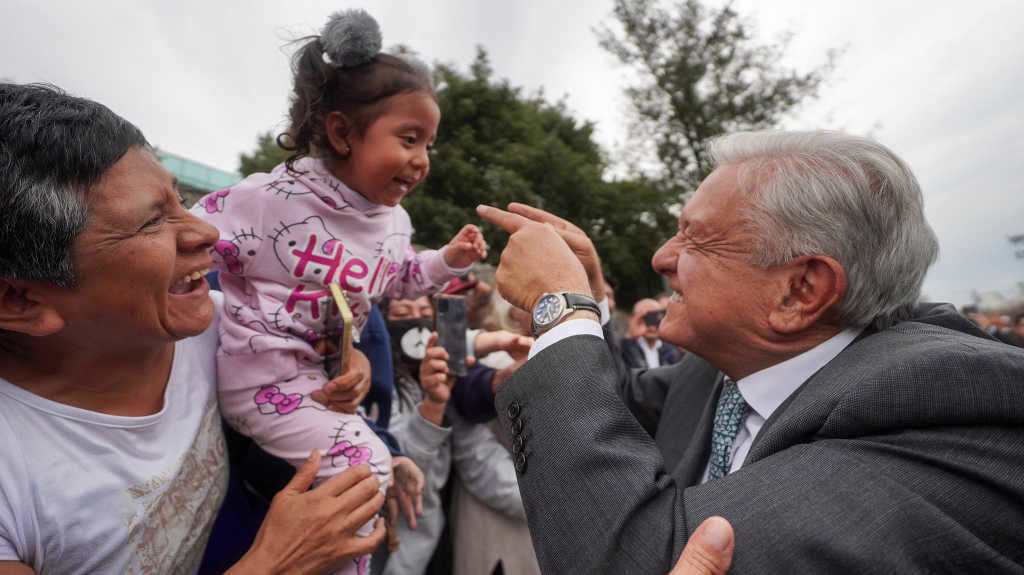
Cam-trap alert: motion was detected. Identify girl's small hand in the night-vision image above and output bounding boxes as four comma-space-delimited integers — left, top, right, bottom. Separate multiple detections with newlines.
444, 224, 488, 269
387, 456, 425, 530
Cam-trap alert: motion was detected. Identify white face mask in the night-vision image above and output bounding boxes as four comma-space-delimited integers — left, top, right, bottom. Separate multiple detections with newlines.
387, 318, 433, 364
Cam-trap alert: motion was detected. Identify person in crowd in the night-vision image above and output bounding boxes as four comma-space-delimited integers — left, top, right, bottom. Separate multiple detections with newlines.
191, 11, 486, 573
440, 279, 541, 575
0, 82, 387, 574
479, 130, 1024, 572
603, 278, 618, 314
961, 306, 1024, 347
620, 298, 682, 369
1011, 312, 1024, 347
376, 296, 450, 575
378, 295, 528, 575
603, 278, 631, 339
989, 311, 1024, 348
961, 304, 991, 330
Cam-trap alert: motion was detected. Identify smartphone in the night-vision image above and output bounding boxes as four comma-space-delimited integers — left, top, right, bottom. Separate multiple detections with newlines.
434, 294, 468, 377
643, 309, 667, 327
326, 284, 354, 379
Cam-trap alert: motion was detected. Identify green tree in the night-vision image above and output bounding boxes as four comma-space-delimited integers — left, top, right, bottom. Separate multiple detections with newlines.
408, 48, 671, 305
597, 0, 837, 198
238, 131, 289, 176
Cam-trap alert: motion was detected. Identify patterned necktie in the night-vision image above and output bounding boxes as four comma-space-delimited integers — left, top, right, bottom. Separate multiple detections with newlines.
708, 377, 749, 480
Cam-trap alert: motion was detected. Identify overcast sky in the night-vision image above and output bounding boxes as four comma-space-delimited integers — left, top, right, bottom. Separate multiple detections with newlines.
3, 0, 1022, 307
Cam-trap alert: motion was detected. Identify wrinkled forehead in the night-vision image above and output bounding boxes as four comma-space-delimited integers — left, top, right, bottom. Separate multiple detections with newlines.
85, 148, 171, 204
79, 149, 177, 229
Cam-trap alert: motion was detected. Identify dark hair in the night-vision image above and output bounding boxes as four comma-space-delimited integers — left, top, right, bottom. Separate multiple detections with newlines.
378, 297, 430, 410
279, 39, 435, 170
0, 83, 147, 287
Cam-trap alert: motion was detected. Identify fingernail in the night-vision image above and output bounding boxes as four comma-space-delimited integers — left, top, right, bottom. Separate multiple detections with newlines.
308, 448, 320, 462
698, 516, 732, 551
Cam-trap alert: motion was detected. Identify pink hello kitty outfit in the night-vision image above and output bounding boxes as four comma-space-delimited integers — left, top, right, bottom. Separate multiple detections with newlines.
193, 157, 465, 574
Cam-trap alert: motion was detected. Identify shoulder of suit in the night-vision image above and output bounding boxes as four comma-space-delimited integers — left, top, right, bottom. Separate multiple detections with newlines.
825, 320, 1024, 400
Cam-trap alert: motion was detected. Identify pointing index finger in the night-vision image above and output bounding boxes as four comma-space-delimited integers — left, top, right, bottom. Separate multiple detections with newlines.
476, 204, 530, 233
507, 202, 573, 230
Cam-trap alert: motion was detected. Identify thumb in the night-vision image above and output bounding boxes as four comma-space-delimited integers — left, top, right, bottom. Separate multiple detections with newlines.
670, 516, 734, 575
283, 448, 321, 494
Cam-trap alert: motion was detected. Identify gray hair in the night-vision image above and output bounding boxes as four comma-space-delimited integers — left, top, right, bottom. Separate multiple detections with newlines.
0, 83, 147, 287
708, 130, 939, 329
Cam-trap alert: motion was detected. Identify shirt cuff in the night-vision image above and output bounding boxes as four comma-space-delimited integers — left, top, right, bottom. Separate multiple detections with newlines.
527, 318, 604, 360
438, 245, 473, 277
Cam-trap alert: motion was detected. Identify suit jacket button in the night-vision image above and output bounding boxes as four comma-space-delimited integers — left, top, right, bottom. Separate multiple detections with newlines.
507, 401, 521, 419
514, 452, 527, 474
512, 418, 525, 435
511, 435, 525, 454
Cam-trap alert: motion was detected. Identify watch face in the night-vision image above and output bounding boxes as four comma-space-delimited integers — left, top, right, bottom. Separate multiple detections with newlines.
533, 294, 564, 327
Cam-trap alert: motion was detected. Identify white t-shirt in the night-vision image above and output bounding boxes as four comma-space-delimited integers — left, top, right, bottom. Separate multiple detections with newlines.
0, 293, 229, 574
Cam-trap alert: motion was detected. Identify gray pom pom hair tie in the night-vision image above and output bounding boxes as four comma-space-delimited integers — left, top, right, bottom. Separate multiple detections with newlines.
320, 9, 382, 67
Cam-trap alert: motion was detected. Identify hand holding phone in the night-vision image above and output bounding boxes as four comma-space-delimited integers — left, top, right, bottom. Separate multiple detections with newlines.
643, 309, 667, 327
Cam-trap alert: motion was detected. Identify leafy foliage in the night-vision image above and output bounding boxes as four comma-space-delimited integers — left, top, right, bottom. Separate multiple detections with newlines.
238, 131, 289, 177
411, 48, 672, 305
597, 0, 837, 198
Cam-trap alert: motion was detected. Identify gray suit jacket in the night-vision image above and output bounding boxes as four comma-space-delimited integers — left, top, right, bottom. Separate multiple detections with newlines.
495, 304, 1024, 573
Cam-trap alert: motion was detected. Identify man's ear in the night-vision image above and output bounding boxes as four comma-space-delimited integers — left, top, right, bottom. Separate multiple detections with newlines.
324, 111, 353, 158
768, 255, 846, 334
0, 279, 66, 336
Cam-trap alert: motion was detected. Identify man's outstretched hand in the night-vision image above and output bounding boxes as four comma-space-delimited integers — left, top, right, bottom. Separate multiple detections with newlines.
504, 203, 605, 302
476, 204, 591, 313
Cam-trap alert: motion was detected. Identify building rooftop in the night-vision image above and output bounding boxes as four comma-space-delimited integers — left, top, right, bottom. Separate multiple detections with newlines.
154, 149, 242, 193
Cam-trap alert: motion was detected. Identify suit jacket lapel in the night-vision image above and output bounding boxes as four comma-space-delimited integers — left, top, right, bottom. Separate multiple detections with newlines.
744, 326, 879, 463
666, 370, 724, 487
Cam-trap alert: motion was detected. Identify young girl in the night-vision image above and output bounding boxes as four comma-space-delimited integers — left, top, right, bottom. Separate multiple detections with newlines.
193, 10, 485, 574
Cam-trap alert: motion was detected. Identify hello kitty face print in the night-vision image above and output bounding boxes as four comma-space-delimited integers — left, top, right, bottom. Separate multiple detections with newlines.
213, 227, 262, 276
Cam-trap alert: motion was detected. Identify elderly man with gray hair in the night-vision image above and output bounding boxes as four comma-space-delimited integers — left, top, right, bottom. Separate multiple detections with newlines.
478, 130, 1024, 573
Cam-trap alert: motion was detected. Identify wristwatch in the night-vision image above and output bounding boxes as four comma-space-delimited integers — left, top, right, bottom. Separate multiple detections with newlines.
531, 292, 601, 336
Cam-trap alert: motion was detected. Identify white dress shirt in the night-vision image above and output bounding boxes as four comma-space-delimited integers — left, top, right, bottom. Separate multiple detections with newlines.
638, 338, 663, 368
697, 326, 861, 483
527, 309, 862, 483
